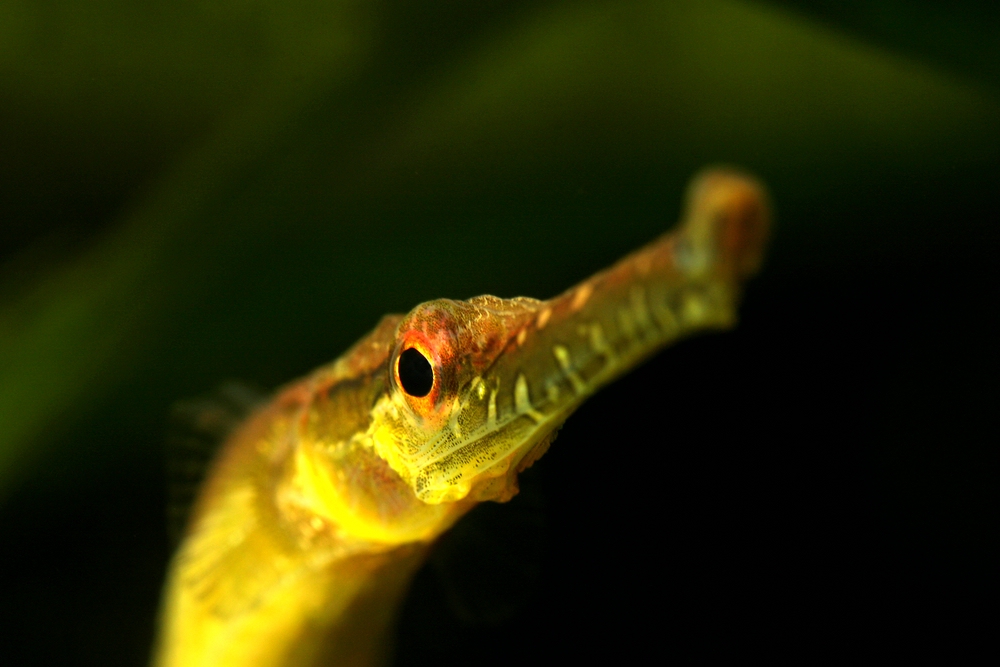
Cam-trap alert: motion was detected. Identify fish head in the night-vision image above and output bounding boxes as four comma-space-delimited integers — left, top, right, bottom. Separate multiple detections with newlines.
370, 295, 556, 505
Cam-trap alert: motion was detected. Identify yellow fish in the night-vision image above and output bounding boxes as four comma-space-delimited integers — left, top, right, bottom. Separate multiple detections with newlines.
152, 168, 771, 667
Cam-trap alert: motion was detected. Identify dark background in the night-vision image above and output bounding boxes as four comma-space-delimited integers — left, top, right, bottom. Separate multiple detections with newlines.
1, 1, 997, 664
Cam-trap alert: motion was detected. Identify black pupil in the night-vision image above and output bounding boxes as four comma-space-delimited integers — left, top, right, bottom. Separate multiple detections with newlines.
398, 347, 434, 397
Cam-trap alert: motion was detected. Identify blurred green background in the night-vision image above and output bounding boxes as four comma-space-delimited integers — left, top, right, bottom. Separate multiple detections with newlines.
1, 1, 997, 663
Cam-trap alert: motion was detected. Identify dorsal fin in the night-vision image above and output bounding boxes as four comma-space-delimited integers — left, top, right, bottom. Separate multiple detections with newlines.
165, 381, 269, 546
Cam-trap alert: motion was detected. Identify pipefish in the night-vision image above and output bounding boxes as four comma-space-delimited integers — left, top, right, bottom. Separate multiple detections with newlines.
152, 168, 771, 667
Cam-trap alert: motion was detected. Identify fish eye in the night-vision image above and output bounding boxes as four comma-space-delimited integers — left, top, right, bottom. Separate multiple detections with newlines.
397, 347, 434, 397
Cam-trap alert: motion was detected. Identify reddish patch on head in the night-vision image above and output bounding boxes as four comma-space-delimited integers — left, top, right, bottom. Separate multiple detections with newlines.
392, 303, 460, 422
391, 297, 541, 422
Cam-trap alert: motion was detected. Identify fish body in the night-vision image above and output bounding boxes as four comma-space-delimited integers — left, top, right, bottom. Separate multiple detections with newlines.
152, 169, 771, 667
